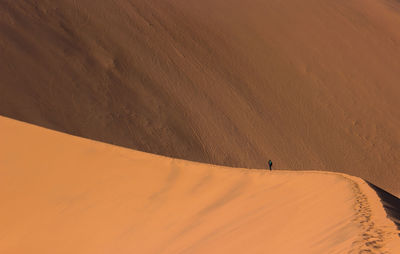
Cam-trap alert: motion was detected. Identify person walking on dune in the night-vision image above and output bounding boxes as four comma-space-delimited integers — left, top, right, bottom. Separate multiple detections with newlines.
268, 160, 273, 171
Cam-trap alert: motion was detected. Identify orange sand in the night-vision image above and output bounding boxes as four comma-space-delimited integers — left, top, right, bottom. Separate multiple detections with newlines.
1, 1, 400, 196
1, 116, 399, 253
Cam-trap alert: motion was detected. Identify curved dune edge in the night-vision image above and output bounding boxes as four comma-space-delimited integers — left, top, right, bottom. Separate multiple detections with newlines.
338, 174, 400, 252
1, 0, 400, 196
0, 115, 399, 253
367, 183, 400, 232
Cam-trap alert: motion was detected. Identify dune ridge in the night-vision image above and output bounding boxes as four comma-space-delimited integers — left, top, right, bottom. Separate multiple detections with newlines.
1, 116, 399, 253
0, 0, 400, 195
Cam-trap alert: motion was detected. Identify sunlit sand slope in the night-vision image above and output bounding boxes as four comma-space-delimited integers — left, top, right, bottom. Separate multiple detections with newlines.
1, 0, 400, 195
0, 116, 399, 253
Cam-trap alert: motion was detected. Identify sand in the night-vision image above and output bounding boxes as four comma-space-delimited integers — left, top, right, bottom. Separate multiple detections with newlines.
1, 116, 399, 253
1, 0, 400, 195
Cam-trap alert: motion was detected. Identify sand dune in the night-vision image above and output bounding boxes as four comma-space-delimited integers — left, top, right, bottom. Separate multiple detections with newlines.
1, 116, 399, 253
0, 1, 400, 195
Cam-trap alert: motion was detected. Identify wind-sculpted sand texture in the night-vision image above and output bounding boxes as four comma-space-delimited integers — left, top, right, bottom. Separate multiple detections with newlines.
1, 116, 399, 253
0, 1, 400, 196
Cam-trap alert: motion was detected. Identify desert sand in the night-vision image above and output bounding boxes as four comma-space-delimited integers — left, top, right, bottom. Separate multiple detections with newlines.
1, 116, 399, 253
1, 0, 400, 196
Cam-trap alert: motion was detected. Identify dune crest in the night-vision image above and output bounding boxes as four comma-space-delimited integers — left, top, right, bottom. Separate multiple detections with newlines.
1, 0, 400, 195
1, 116, 399, 253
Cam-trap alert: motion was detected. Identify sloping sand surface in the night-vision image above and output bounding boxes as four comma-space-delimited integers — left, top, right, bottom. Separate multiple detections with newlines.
1, 0, 400, 195
1, 116, 399, 253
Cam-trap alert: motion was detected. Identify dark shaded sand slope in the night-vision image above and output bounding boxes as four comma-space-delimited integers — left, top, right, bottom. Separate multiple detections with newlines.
1, 1, 400, 195
1, 116, 400, 253
368, 182, 400, 232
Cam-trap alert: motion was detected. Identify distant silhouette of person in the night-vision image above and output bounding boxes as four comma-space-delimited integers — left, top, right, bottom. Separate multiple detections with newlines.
268, 160, 273, 170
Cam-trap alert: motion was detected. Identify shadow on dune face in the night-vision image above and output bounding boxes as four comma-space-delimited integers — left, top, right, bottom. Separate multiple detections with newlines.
367, 182, 400, 234
2, 0, 400, 196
